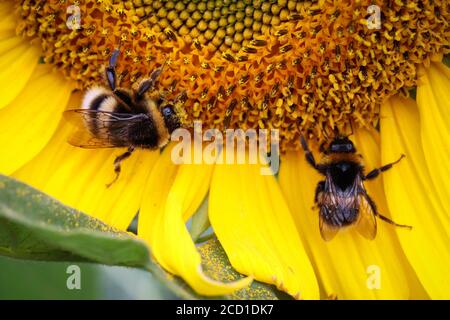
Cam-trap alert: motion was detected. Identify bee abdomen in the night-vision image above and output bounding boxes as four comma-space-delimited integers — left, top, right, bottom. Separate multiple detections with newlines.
82, 87, 110, 111
82, 87, 120, 138
321, 204, 358, 227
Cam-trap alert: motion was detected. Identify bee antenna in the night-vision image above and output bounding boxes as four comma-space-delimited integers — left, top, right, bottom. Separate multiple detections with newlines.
322, 128, 329, 140
160, 55, 170, 71
295, 118, 307, 138
117, 38, 123, 51
347, 121, 355, 138
332, 126, 341, 139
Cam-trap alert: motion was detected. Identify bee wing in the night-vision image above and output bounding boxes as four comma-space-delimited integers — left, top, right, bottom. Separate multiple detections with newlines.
319, 214, 340, 241
355, 194, 377, 240
318, 191, 340, 241
65, 128, 119, 149
63, 109, 146, 149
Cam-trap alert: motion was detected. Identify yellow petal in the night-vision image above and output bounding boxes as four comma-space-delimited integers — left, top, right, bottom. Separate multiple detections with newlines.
417, 62, 450, 208
381, 96, 450, 299
0, 39, 40, 110
138, 145, 251, 296
209, 153, 319, 299
0, 35, 24, 56
0, 65, 72, 174
13, 91, 159, 230
279, 129, 417, 299
0, 1, 40, 108
352, 129, 428, 299
0, 1, 17, 38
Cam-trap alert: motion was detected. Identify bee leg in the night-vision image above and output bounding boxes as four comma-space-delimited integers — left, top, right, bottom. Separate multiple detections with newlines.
319, 142, 328, 154
314, 181, 325, 204
106, 48, 120, 91
300, 135, 319, 170
136, 67, 164, 99
174, 91, 187, 105
106, 146, 135, 188
364, 154, 405, 180
311, 181, 324, 210
364, 193, 412, 230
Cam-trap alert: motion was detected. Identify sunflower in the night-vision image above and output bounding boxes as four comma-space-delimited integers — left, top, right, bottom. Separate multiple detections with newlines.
0, 0, 449, 299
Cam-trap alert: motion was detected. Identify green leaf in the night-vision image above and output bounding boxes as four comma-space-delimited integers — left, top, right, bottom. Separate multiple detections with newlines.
0, 175, 286, 300
0, 175, 200, 299
0, 175, 150, 266
409, 87, 417, 100
0, 256, 101, 299
199, 238, 291, 300
189, 194, 211, 242
444, 54, 450, 68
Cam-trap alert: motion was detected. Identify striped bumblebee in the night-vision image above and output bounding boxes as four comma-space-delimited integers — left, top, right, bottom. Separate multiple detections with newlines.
64, 48, 182, 187
300, 135, 412, 240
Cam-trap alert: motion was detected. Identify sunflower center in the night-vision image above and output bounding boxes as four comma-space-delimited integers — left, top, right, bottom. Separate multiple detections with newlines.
16, 0, 449, 151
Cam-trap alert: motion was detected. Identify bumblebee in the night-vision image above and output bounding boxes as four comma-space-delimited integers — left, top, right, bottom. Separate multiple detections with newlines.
64, 48, 182, 187
300, 135, 412, 241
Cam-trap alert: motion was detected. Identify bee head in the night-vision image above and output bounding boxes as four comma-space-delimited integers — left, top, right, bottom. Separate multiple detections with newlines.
328, 136, 356, 153
161, 104, 181, 133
